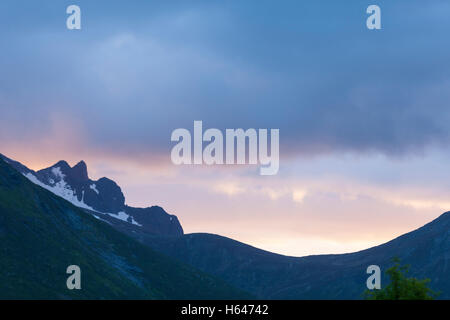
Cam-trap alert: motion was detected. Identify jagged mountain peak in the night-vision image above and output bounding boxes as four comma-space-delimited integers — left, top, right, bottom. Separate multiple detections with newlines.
51, 160, 71, 170
0, 158, 241, 299
1, 153, 183, 237
46, 160, 89, 181
72, 160, 89, 181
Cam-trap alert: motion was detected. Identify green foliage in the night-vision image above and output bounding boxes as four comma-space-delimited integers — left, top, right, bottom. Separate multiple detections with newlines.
365, 258, 438, 300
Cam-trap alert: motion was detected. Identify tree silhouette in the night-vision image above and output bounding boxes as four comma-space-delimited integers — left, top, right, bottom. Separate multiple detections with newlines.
365, 258, 438, 300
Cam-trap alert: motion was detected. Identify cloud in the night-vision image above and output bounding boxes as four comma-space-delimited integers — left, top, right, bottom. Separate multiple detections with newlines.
1, 0, 450, 163
292, 189, 307, 204
1, 0, 450, 255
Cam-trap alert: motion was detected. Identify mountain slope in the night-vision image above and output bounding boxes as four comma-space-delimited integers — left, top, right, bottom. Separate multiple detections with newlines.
2, 154, 448, 299
142, 213, 450, 299
0, 158, 250, 299
0, 154, 183, 237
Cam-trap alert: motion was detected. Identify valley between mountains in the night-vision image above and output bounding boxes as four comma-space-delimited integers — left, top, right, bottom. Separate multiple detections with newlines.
0, 153, 448, 299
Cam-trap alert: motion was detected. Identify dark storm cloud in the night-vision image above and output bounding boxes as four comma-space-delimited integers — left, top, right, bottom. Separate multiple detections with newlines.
1, 0, 450, 158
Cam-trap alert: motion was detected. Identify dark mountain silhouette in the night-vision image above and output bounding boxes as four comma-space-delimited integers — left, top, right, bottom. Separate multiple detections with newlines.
141, 213, 450, 299
1, 153, 448, 299
0, 154, 183, 237
0, 157, 250, 299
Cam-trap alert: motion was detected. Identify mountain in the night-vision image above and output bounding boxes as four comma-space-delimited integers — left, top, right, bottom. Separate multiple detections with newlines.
0, 154, 183, 237
0, 157, 250, 299
141, 213, 450, 299
1, 154, 448, 299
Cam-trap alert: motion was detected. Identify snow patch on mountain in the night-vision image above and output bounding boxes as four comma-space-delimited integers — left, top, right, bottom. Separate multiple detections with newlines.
106, 211, 142, 226
90, 184, 99, 194
23, 172, 94, 211
51, 167, 64, 180
24, 171, 142, 227
93, 214, 113, 225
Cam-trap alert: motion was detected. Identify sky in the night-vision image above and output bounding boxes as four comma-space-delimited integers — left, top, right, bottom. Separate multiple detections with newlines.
1, 0, 450, 256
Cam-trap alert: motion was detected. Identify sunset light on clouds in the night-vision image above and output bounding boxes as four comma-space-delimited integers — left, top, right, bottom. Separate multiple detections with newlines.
1, 0, 450, 257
